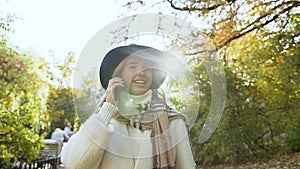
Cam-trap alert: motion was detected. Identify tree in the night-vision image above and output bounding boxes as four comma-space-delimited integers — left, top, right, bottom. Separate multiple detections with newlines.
189, 13, 299, 165
44, 53, 78, 136
0, 7, 78, 167
121, 0, 300, 166
168, 0, 299, 51
0, 12, 16, 32
0, 38, 48, 167
123, 0, 299, 51
72, 67, 104, 124
45, 85, 76, 135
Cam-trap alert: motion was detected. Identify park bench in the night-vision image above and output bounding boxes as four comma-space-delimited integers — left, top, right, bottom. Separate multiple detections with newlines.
37, 139, 61, 169
39, 139, 61, 157
13, 139, 61, 169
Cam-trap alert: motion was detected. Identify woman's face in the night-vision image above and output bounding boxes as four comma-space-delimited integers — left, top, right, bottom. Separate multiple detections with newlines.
121, 56, 153, 95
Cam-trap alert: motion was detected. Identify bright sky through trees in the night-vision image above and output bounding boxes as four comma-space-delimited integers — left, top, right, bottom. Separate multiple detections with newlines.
1, 0, 121, 61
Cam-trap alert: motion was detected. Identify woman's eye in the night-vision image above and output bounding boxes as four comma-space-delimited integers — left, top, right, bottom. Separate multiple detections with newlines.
128, 65, 137, 70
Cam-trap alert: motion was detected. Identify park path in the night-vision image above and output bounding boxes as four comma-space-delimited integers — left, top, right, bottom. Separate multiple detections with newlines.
198, 152, 300, 169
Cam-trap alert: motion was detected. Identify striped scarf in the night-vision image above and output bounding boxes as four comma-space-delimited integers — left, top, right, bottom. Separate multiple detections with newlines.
113, 89, 189, 169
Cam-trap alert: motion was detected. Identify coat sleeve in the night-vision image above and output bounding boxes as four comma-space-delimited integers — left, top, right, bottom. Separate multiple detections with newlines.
61, 103, 116, 169
173, 119, 196, 169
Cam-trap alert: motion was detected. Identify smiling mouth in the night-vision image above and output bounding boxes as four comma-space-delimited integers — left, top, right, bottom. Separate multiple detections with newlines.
133, 80, 147, 85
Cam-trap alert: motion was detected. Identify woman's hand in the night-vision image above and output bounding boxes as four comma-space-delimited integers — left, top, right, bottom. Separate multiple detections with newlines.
105, 77, 125, 105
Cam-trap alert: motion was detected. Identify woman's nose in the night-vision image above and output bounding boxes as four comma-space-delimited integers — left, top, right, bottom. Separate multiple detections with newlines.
136, 69, 145, 76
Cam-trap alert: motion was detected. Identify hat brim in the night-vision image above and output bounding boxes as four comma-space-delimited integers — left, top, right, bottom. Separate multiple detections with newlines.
99, 44, 167, 90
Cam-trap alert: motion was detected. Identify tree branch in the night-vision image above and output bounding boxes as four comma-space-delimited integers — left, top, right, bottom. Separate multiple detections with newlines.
186, 1, 300, 56
167, 0, 235, 12
218, 1, 299, 49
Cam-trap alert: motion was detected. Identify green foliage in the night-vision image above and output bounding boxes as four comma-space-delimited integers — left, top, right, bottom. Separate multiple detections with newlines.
142, 0, 300, 166
0, 111, 42, 167
73, 73, 103, 124
189, 14, 300, 165
0, 12, 16, 32
0, 6, 78, 167
44, 53, 77, 136
0, 38, 48, 167
45, 85, 76, 135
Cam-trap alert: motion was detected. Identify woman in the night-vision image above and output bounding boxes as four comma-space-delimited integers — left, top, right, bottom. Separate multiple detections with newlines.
61, 44, 195, 169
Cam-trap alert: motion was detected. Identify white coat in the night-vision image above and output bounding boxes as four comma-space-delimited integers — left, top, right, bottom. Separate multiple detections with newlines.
61, 103, 196, 169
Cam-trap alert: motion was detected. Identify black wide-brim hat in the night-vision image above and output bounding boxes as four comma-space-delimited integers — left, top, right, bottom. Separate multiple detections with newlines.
99, 44, 167, 90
